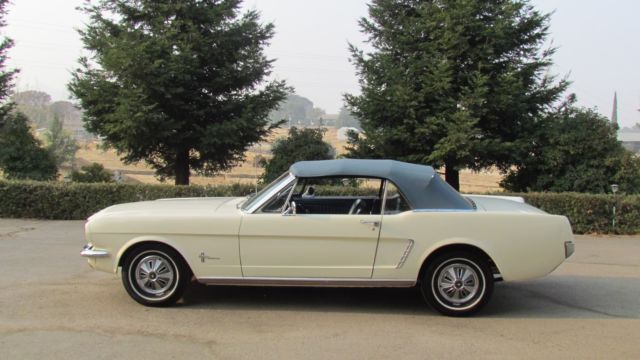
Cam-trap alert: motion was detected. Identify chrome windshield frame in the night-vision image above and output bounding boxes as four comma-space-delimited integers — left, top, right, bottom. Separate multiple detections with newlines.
241, 173, 296, 214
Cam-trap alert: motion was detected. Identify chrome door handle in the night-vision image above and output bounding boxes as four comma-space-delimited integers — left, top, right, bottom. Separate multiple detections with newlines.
360, 220, 380, 227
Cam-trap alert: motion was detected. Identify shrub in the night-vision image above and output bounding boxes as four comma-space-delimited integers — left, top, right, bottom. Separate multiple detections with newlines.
261, 127, 334, 184
71, 163, 114, 183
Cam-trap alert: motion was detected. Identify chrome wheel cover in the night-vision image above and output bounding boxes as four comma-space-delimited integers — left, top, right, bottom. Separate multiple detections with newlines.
436, 263, 479, 304
432, 258, 485, 311
130, 252, 178, 300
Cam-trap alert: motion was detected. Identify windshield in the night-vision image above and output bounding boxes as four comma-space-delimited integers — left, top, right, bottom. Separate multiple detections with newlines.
241, 172, 293, 212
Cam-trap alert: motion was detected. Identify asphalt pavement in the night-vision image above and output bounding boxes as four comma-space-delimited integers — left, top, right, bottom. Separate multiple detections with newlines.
0, 219, 639, 359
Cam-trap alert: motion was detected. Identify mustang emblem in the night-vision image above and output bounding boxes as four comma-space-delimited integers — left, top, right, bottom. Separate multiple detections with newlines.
199, 252, 221, 263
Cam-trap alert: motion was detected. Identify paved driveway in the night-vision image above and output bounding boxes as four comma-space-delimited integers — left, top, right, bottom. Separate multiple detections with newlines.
0, 219, 639, 359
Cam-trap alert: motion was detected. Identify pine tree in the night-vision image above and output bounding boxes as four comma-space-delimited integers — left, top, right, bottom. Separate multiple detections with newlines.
346, 0, 568, 190
0, 112, 58, 181
0, 0, 17, 125
69, 0, 290, 185
0, 0, 57, 181
501, 98, 640, 194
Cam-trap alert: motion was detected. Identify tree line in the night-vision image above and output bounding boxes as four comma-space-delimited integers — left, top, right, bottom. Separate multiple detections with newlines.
1, 0, 638, 194
11, 90, 83, 130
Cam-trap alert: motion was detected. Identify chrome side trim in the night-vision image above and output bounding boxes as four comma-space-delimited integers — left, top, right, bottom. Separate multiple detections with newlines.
396, 239, 415, 269
197, 277, 416, 288
413, 209, 476, 213
468, 194, 525, 204
80, 244, 109, 258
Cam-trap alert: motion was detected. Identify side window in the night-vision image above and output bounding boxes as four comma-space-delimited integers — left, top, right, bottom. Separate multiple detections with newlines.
384, 182, 411, 214
292, 177, 384, 215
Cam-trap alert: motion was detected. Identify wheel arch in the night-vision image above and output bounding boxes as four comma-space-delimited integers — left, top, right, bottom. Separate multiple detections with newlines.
116, 237, 194, 276
418, 243, 502, 282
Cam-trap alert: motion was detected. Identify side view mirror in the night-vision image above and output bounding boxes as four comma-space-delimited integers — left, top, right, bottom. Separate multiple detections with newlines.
283, 201, 297, 216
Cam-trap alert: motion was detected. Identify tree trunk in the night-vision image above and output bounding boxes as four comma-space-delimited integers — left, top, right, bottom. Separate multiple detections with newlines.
174, 149, 190, 185
444, 163, 460, 191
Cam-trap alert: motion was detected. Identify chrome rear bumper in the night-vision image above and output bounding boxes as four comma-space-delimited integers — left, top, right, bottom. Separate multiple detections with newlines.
564, 241, 575, 258
80, 244, 109, 258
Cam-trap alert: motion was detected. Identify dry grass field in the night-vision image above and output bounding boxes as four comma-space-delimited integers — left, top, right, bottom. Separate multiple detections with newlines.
75, 127, 502, 193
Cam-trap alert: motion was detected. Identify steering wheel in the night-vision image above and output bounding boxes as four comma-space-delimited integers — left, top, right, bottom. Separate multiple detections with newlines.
348, 198, 366, 215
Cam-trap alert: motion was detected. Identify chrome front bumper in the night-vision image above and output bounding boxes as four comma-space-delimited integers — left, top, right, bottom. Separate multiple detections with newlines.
80, 244, 109, 258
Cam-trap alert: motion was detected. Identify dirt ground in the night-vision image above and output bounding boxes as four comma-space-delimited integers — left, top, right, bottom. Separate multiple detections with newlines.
0, 219, 639, 359
74, 129, 504, 193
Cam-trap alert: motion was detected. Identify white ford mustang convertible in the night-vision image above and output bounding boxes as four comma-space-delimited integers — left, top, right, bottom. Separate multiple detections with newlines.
81, 159, 575, 316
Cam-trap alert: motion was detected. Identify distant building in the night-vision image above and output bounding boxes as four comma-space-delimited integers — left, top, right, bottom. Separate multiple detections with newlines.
618, 132, 640, 153
319, 114, 338, 127
611, 91, 640, 153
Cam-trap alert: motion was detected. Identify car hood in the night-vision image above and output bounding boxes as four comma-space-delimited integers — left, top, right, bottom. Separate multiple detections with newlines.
88, 197, 245, 220
465, 195, 546, 214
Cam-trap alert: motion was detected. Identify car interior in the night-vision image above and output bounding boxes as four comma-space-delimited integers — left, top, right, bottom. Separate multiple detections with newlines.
259, 176, 411, 215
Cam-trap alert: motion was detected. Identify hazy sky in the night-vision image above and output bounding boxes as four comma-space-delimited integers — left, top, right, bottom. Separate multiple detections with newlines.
4, 0, 640, 127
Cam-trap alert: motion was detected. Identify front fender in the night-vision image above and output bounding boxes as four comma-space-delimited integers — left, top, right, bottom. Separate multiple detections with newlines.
115, 235, 196, 274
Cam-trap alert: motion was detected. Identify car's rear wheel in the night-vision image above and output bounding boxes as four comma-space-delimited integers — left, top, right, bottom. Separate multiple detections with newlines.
420, 251, 493, 316
122, 244, 189, 306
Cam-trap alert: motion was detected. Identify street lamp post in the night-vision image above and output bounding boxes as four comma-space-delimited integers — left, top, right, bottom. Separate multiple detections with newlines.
611, 184, 619, 230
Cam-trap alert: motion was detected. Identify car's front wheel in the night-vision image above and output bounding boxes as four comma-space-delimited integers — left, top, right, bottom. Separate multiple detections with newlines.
421, 251, 493, 316
122, 244, 190, 306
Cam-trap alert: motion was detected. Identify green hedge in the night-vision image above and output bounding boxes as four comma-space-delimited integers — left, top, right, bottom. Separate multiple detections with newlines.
0, 180, 256, 220
0, 180, 637, 234
516, 192, 639, 235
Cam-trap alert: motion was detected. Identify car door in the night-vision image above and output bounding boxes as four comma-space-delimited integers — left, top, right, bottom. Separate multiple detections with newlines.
239, 177, 383, 278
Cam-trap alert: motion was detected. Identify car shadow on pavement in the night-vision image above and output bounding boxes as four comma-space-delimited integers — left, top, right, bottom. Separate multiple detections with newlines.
183, 283, 431, 314
181, 282, 430, 315
179, 274, 639, 319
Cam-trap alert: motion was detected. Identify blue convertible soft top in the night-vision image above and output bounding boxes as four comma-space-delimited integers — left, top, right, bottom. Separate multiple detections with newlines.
290, 159, 473, 210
